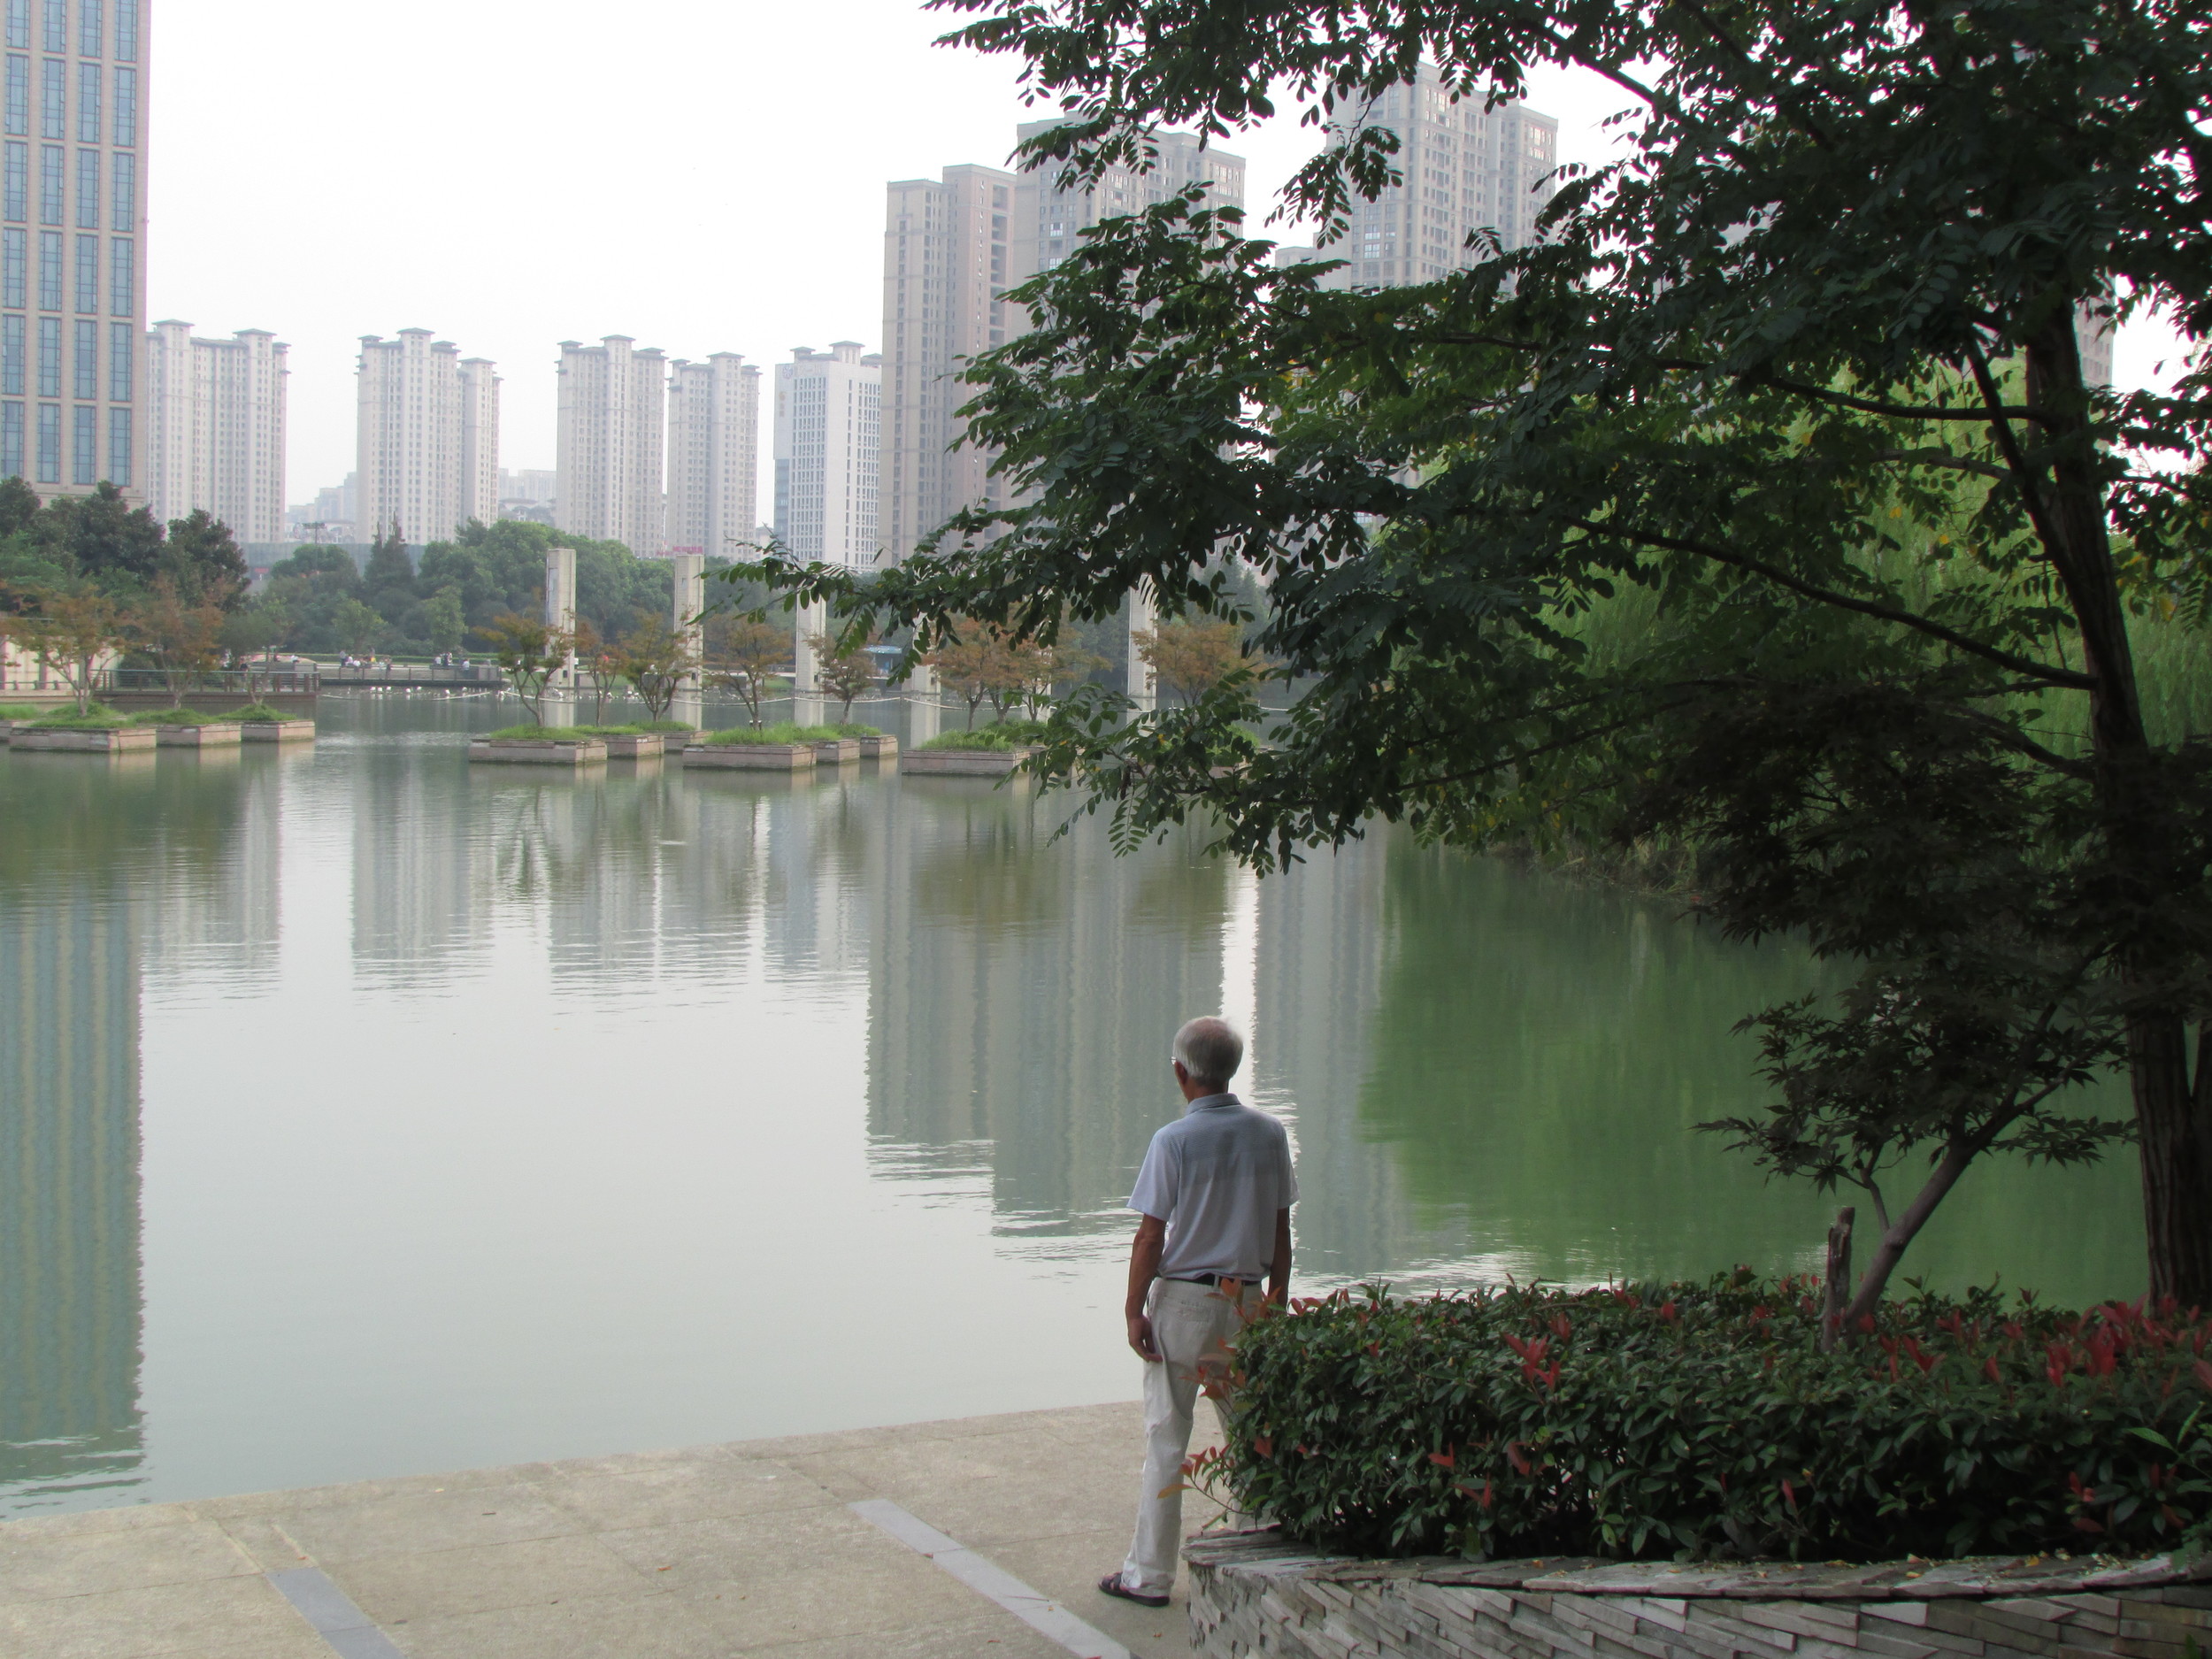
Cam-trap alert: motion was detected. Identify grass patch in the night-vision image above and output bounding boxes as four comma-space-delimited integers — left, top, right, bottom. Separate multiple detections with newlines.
831, 722, 883, 737
638, 719, 701, 733
0, 702, 51, 720
27, 702, 133, 729
698, 722, 846, 746
129, 707, 220, 726
214, 703, 295, 723
918, 719, 1048, 752
569, 724, 646, 736
481, 724, 597, 741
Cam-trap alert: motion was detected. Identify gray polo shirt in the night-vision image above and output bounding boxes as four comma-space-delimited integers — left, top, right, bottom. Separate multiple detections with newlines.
1128, 1093, 1298, 1281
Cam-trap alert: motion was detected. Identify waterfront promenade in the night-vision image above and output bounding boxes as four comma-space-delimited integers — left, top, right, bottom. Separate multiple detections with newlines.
0, 1402, 1214, 1658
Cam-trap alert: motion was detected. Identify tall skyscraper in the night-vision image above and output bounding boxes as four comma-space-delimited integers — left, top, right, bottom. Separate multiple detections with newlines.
556, 334, 665, 556
665, 352, 759, 559
1012, 123, 1245, 280
879, 164, 1018, 566
354, 331, 499, 542
145, 321, 287, 542
0, 0, 148, 498
1275, 66, 1557, 288
774, 343, 879, 568
879, 128, 1243, 565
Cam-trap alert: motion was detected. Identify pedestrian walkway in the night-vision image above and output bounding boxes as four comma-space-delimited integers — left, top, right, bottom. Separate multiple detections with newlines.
0, 1402, 1221, 1658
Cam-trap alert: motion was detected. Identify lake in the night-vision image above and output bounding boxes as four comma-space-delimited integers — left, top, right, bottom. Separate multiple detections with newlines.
0, 692, 2146, 1518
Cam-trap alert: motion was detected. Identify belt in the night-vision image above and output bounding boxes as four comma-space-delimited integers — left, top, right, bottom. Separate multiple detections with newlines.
1167, 1271, 1270, 1287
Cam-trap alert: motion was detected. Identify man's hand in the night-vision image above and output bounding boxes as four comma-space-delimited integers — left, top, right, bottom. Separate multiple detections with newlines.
1126, 1213, 1167, 1362
1127, 1312, 1161, 1362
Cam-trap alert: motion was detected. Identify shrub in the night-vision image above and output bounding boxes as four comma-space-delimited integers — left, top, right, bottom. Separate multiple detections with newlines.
918, 718, 1048, 751
570, 724, 644, 736
214, 703, 292, 723
1210, 1272, 2212, 1563
832, 722, 882, 737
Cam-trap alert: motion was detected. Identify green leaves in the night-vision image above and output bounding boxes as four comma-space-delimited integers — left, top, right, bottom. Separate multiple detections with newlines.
1220, 1276, 2212, 1562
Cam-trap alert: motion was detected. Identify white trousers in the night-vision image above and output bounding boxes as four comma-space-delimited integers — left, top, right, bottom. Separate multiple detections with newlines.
1120, 1276, 1263, 1596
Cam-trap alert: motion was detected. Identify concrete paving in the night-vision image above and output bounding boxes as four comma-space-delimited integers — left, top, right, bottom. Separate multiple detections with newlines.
0, 1402, 1225, 1658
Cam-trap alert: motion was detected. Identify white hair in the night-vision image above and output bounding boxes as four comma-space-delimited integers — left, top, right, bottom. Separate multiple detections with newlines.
1173, 1016, 1244, 1091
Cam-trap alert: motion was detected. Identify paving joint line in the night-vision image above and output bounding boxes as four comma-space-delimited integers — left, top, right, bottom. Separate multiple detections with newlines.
851, 1497, 1136, 1659
265, 1565, 408, 1659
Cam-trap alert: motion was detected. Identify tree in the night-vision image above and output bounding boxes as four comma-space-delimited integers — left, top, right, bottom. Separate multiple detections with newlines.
330, 597, 383, 657
159, 511, 248, 608
923, 624, 1007, 728
4, 589, 128, 711
809, 628, 880, 722
1135, 616, 1247, 705
613, 614, 699, 723
748, 0, 2212, 1302
573, 618, 626, 725
423, 585, 465, 656
473, 611, 573, 727
134, 575, 232, 706
703, 612, 787, 729
363, 523, 412, 596
50, 482, 166, 588
221, 594, 292, 698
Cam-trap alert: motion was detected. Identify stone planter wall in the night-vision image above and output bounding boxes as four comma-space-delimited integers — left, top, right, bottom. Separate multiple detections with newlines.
657, 731, 708, 760
153, 724, 243, 747
897, 746, 1038, 776
1185, 1531, 2212, 1659
600, 733, 664, 758
240, 720, 316, 742
468, 738, 608, 765
813, 738, 862, 764
12, 725, 156, 752
683, 743, 816, 771
857, 734, 898, 758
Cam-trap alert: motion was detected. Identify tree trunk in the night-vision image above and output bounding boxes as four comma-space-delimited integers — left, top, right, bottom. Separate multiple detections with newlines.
2130, 1012, 2212, 1305
1820, 1207, 1855, 1351
2026, 322, 2212, 1306
1839, 1148, 1976, 1329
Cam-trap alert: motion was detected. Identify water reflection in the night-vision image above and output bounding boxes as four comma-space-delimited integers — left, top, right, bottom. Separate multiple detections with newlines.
0, 695, 2149, 1518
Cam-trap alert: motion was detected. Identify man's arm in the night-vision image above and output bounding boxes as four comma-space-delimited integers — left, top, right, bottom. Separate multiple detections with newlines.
1126, 1213, 1167, 1361
1268, 1208, 1293, 1307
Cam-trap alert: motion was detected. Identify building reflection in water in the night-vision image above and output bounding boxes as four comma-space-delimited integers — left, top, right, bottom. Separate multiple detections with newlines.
0, 887, 145, 1511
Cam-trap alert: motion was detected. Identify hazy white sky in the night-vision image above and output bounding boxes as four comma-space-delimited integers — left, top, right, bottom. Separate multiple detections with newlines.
152, 0, 2181, 511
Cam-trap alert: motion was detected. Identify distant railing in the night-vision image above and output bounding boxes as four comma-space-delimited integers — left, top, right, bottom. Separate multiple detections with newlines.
319, 661, 505, 686
95, 667, 321, 695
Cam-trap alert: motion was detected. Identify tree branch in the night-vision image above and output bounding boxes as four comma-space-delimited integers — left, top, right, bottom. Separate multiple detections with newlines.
1873, 448, 2012, 481
1559, 517, 2097, 688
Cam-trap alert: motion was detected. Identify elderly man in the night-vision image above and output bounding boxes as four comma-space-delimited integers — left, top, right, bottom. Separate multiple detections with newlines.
1099, 1015, 1297, 1609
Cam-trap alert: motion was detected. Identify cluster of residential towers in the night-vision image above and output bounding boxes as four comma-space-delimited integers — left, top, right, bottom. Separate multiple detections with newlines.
111, 52, 1569, 566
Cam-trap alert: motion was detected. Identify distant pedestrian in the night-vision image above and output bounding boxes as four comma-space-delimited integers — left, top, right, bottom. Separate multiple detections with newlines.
1100, 1016, 1296, 1609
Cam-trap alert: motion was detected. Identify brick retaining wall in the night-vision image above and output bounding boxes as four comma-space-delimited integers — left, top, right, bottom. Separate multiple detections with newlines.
1185, 1529, 2212, 1659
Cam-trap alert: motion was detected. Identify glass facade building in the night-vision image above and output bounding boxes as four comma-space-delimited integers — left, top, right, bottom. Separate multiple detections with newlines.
0, 0, 142, 496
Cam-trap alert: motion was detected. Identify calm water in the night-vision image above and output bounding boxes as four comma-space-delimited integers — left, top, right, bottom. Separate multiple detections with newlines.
0, 694, 2146, 1517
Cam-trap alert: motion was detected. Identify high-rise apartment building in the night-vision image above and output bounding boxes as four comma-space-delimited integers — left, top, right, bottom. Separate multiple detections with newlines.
1276, 65, 1556, 288
354, 331, 498, 541
774, 343, 879, 569
145, 320, 286, 541
879, 129, 1243, 565
0, 0, 148, 497
556, 334, 665, 556
1012, 123, 1245, 280
665, 352, 759, 559
879, 164, 1017, 567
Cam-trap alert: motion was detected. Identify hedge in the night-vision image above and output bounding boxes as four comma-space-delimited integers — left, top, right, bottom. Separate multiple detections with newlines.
1206, 1271, 2212, 1563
